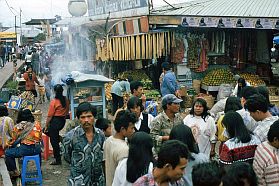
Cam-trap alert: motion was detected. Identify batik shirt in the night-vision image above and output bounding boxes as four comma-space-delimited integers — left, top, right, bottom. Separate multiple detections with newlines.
150, 111, 183, 155
62, 126, 106, 186
133, 173, 186, 186
0, 116, 14, 148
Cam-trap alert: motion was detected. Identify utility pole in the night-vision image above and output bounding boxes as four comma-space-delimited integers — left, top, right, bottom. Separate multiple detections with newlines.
20, 8, 22, 45
15, 15, 17, 45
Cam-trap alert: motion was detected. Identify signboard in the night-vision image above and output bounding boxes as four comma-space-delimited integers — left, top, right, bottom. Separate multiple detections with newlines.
178, 16, 279, 29
8, 96, 23, 110
87, 0, 149, 19
0, 32, 16, 39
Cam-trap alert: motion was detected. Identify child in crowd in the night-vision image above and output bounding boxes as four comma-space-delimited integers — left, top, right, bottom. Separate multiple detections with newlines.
95, 118, 112, 138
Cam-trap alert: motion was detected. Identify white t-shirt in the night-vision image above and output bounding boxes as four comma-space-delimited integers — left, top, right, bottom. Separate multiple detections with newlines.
183, 115, 216, 157
112, 158, 153, 186
103, 136, 129, 186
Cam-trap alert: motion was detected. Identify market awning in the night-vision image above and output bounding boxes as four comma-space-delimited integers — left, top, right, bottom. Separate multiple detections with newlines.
96, 31, 172, 61
150, 0, 279, 29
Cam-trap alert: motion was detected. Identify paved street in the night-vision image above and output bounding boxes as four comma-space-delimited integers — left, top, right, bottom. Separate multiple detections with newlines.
0, 60, 24, 90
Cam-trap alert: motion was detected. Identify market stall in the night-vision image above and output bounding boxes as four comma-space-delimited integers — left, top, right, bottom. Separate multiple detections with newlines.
67, 71, 114, 119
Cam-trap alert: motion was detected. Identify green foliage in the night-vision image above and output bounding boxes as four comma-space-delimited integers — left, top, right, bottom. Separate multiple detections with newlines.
21, 36, 28, 45
5, 80, 18, 90
34, 33, 46, 42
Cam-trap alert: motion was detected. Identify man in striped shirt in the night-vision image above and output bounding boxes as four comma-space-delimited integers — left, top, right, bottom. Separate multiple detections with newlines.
253, 120, 279, 186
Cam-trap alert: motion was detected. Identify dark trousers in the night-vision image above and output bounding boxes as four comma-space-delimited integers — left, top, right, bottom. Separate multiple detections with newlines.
5, 144, 41, 171
111, 93, 124, 115
48, 116, 65, 162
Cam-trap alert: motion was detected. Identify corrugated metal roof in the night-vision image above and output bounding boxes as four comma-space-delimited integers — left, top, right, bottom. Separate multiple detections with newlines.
152, 0, 279, 17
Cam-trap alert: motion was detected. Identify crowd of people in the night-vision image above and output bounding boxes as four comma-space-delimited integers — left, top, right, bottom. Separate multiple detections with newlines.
0, 59, 279, 186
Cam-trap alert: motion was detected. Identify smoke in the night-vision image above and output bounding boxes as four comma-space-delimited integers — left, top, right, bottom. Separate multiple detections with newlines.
46, 29, 98, 86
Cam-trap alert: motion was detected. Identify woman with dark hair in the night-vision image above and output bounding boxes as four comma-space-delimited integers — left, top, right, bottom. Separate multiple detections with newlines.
45, 84, 69, 165
169, 124, 208, 186
183, 98, 216, 158
256, 86, 279, 116
232, 77, 249, 98
0, 105, 15, 157
219, 111, 260, 167
5, 109, 42, 178
127, 96, 154, 134
216, 97, 242, 153
112, 132, 154, 186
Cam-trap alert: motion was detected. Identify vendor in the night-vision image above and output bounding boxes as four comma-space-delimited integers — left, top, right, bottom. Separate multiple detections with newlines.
232, 77, 250, 98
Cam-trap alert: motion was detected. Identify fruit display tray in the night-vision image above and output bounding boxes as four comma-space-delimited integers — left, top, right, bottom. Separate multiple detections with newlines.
201, 84, 220, 92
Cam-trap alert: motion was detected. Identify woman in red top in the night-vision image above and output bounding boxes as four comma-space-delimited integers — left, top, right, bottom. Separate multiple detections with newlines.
45, 84, 69, 165
23, 65, 40, 97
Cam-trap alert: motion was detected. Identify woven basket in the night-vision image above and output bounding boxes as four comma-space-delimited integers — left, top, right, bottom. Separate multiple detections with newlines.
32, 110, 42, 123
193, 80, 201, 94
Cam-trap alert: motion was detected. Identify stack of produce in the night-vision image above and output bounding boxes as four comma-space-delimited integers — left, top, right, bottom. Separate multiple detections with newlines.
240, 73, 265, 87
141, 79, 153, 90
202, 69, 235, 86
119, 70, 150, 82
105, 83, 112, 101
144, 90, 161, 99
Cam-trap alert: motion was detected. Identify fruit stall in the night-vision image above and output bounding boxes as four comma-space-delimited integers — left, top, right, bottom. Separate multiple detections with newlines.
201, 69, 266, 93
67, 71, 114, 119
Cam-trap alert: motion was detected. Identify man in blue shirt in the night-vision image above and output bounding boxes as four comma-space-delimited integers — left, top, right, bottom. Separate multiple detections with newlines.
160, 62, 180, 97
111, 78, 131, 115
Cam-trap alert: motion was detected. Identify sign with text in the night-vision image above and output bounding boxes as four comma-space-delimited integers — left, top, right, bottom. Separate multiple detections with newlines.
87, 0, 149, 19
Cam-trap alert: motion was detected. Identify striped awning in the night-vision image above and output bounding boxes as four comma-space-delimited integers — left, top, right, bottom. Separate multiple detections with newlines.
111, 16, 149, 36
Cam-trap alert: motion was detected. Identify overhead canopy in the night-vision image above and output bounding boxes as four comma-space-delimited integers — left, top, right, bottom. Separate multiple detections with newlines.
24, 19, 57, 25
70, 71, 114, 83
150, 0, 279, 29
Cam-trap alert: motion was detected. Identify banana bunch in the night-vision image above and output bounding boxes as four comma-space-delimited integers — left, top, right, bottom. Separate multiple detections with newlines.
105, 83, 112, 101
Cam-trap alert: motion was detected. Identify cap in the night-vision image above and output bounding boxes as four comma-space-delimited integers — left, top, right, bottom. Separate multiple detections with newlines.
162, 94, 183, 107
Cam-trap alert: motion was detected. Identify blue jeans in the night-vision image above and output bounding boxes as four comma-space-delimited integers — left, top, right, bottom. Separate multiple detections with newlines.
5, 144, 41, 171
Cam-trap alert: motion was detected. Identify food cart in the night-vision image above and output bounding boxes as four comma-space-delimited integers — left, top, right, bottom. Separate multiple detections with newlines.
67, 71, 114, 119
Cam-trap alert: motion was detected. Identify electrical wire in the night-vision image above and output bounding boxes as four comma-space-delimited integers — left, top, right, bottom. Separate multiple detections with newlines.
4, 0, 16, 16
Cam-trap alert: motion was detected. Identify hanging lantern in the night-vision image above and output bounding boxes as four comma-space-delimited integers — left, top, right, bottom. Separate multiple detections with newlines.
68, 0, 87, 17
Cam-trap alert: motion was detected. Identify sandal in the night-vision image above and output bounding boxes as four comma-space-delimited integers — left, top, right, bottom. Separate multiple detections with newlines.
50, 160, 61, 165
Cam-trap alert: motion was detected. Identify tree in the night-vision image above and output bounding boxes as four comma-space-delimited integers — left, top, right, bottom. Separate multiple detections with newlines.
34, 33, 46, 42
